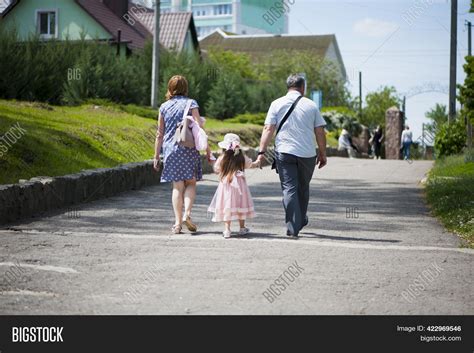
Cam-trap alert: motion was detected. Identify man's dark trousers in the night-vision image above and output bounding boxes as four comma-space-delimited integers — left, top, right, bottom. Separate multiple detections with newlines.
275, 152, 316, 236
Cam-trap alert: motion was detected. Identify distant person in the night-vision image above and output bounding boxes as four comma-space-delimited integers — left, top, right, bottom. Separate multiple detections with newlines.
257, 74, 327, 238
208, 133, 261, 239
401, 125, 413, 160
338, 127, 358, 159
371, 125, 384, 160
153, 75, 212, 234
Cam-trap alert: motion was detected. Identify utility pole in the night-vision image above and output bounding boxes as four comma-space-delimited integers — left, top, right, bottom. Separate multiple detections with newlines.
151, 0, 160, 109
359, 71, 362, 122
466, 21, 473, 147
467, 20, 472, 56
448, 0, 458, 122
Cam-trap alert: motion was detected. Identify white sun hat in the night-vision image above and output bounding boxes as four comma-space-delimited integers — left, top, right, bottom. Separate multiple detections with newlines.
218, 133, 241, 149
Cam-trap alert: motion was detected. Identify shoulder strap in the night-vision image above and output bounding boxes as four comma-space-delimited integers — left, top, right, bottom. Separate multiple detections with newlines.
182, 99, 193, 121
183, 99, 193, 120
275, 95, 303, 136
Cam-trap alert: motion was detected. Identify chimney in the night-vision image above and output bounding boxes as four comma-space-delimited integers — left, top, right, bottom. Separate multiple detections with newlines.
102, 0, 129, 19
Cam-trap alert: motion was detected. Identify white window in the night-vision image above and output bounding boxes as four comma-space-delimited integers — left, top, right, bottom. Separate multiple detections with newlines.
192, 5, 212, 17
215, 4, 232, 15
36, 9, 58, 39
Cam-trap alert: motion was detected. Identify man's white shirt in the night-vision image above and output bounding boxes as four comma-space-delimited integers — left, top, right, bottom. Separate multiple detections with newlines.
265, 90, 326, 158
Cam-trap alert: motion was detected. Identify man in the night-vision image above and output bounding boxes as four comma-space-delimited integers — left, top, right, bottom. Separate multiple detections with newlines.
257, 74, 327, 238
401, 125, 413, 160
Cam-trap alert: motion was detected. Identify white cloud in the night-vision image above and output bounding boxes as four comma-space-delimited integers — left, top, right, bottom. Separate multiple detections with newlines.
353, 18, 398, 38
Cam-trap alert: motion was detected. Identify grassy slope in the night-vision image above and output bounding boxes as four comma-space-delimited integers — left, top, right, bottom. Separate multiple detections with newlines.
0, 100, 261, 185
425, 150, 474, 248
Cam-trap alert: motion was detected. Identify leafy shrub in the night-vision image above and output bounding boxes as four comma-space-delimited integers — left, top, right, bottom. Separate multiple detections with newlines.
227, 113, 267, 125
434, 120, 466, 158
321, 107, 362, 136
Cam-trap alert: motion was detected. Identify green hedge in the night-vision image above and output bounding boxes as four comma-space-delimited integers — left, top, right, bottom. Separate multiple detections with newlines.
434, 120, 466, 158
227, 113, 267, 125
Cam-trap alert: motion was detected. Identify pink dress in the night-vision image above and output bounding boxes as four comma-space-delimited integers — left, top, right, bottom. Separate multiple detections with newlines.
208, 156, 256, 222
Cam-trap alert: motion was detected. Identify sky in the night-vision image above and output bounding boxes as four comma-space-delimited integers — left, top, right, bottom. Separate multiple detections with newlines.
287, 0, 473, 139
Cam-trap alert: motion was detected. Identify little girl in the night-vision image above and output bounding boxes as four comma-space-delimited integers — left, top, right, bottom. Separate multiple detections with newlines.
208, 133, 260, 238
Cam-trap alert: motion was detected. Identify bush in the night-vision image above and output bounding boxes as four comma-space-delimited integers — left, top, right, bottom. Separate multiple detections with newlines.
321, 107, 362, 136
434, 120, 466, 158
227, 113, 267, 125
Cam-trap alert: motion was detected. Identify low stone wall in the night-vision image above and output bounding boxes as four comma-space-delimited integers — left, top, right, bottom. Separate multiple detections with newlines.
0, 161, 163, 225
0, 147, 349, 225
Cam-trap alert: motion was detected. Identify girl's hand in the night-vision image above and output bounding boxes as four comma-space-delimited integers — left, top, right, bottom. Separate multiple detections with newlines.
153, 157, 161, 172
206, 147, 214, 163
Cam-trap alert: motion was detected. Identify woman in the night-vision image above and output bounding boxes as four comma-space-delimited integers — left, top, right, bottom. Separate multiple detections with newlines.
372, 125, 384, 160
153, 75, 212, 234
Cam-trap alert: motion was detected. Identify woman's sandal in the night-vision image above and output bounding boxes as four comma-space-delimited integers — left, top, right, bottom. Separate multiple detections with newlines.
183, 216, 197, 232
171, 224, 182, 234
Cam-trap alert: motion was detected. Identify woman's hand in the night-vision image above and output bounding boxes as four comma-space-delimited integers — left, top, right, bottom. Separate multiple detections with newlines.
153, 157, 161, 172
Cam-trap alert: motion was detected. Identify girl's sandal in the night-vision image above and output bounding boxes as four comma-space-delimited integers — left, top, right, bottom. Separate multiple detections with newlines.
171, 225, 182, 234
223, 230, 231, 239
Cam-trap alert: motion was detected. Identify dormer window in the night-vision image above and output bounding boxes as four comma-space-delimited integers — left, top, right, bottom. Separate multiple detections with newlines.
36, 9, 58, 39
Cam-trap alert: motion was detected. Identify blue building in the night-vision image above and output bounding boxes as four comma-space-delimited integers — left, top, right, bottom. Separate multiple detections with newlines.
160, 0, 288, 38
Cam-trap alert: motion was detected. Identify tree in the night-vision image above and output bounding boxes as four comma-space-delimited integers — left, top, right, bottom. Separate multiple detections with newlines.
459, 56, 474, 126
321, 106, 361, 135
205, 71, 247, 119
362, 86, 400, 128
255, 50, 351, 107
424, 104, 448, 134
207, 48, 257, 80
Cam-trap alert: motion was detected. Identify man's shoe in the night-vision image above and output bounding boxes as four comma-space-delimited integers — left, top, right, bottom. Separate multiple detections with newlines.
286, 230, 298, 238
302, 217, 309, 228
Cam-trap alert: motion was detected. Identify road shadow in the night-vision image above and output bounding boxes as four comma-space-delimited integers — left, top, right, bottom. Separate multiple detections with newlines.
299, 232, 401, 243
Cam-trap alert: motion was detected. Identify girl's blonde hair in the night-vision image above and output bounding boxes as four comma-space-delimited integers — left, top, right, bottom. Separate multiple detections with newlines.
165, 75, 188, 100
219, 149, 245, 183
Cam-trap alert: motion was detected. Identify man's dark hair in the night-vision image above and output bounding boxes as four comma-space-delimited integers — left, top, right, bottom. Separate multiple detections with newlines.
286, 74, 305, 89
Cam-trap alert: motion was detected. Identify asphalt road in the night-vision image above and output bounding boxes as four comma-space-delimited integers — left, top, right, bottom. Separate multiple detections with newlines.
0, 157, 472, 314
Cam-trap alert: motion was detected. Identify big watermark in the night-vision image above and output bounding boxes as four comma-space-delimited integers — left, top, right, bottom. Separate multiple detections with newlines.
262, 0, 295, 27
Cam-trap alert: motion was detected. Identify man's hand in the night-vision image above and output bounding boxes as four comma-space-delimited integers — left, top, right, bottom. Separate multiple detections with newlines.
316, 153, 327, 169
257, 154, 266, 166
153, 157, 161, 172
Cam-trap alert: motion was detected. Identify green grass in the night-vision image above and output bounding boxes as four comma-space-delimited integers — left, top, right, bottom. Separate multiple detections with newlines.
0, 99, 338, 185
0, 100, 261, 185
425, 149, 474, 248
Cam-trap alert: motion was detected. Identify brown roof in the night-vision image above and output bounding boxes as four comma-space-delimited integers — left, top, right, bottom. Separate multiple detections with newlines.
136, 10, 199, 52
200, 29, 346, 78
201, 29, 333, 57
76, 0, 147, 49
